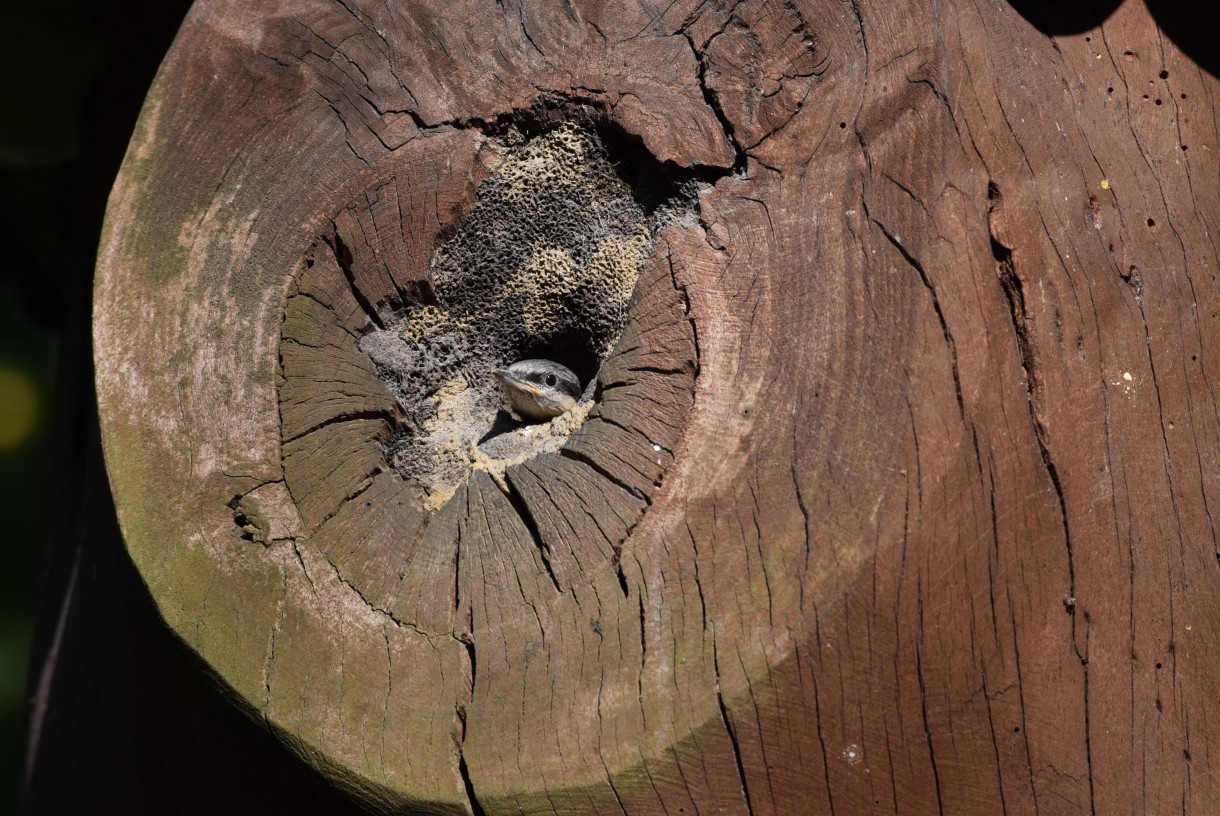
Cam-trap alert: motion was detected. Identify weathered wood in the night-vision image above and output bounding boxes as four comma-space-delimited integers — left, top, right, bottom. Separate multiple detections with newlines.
81, 0, 1220, 813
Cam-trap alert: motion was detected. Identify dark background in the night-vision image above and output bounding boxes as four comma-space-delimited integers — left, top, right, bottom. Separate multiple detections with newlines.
0, 0, 192, 808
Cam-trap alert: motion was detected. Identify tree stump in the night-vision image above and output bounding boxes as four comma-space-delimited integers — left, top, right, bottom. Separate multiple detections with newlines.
87, 0, 1218, 812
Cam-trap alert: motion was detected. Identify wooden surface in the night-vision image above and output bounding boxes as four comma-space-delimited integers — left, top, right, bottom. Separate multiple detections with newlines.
89, 0, 1219, 813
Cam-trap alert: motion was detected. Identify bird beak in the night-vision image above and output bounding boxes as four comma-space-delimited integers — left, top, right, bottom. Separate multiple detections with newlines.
494, 368, 540, 395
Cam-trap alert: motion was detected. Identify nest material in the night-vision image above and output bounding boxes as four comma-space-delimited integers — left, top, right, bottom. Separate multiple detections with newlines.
357, 121, 692, 501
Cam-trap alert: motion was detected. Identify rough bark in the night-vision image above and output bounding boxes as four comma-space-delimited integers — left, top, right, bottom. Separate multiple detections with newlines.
73, 0, 1220, 813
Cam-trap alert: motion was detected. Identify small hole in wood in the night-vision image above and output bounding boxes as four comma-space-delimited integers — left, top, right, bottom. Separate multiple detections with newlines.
1155, 98, 1162, 106
1147, 218, 1156, 227
1159, 70, 1169, 79
839, 121, 846, 128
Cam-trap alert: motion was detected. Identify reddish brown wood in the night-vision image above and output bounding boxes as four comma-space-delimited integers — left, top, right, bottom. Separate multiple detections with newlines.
75, 0, 1220, 813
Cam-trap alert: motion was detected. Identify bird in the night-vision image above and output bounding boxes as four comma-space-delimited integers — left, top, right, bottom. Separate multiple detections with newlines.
494, 359, 582, 420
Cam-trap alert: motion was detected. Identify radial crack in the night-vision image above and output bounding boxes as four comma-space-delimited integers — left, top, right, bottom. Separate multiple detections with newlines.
712, 638, 755, 815
680, 30, 748, 172
499, 476, 564, 593
865, 203, 966, 421
988, 182, 1078, 658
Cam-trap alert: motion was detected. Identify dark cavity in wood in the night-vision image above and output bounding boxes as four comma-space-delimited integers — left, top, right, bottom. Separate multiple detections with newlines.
276, 103, 706, 622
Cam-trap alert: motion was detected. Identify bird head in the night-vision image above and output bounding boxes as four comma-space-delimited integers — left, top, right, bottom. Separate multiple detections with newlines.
494, 359, 582, 420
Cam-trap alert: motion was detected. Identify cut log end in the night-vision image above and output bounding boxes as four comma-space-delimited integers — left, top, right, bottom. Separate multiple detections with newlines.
84, 0, 1219, 811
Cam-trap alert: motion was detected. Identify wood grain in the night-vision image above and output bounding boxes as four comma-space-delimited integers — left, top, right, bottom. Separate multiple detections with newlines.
89, 0, 1219, 812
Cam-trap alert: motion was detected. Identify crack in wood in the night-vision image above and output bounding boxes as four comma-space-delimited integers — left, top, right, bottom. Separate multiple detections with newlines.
328, 229, 387, 329
864, 201, 967, 423
989, 182, 1079, 655
458, 748, 488, 816
991, 179, 1094, 811
280, 407, 394, 446
915, 593, 948, 816
557, 447, 651, 503
498, 477, 564, 594
681, 30, 749, 174
711, 636, 756, 816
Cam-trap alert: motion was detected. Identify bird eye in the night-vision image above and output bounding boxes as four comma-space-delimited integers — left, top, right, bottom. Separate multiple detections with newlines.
544, 374, 558, 387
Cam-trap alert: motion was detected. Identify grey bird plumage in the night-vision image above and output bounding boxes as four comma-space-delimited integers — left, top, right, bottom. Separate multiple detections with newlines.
494, 359, 582, 420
